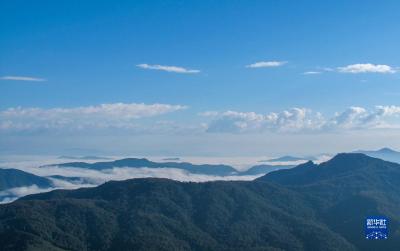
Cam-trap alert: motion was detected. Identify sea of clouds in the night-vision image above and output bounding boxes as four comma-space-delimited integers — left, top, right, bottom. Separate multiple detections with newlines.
0, 154, 332, 203
0, 155, 286, 203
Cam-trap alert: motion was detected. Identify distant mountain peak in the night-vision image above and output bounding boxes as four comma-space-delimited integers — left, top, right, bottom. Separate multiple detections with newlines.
323, 152, 381, 167
265, 155, 308, 162
352, 147, 400, 164
329, 152, 368, 160
258, 152, 389, 185
162, 157, 181, 161
377, 147, 397, 153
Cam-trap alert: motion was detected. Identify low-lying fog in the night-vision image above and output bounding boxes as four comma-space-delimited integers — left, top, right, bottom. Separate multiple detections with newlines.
0, 155, 331, 203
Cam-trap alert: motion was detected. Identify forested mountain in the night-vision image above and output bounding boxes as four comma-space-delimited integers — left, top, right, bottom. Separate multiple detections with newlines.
46, 158, 238, 176
0, 153, 399, 250
0, 168, 53, 191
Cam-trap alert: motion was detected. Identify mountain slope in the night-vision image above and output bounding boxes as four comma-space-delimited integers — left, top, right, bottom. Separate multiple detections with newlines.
1, 154, 400, 250
0, 178, 354, 251
0, 168, 52, 191
257, 153, 391, 185
258, 153, 400, 250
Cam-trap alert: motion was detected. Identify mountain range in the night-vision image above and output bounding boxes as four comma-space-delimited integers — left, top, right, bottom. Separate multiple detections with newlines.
353, 147, 400, 163
0, 158, 294, 203
0, 153, 399, 250
47, 158, 238, 176
45, 158, 293, 176
259, 155, 315, 162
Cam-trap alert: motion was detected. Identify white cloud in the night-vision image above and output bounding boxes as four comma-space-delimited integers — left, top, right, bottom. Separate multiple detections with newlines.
327, 107, 369, 129
205, 108, 324, 133
0, 163, 261, 203
246, 61, 287, 68
0, 185, 55, 204
24, 165, 259, 185
203, 106, 400, 134
337, 63, 396, 74
376, 105, 400, 116
0, 76, 46, 81
0, 103, 187, 131
2, 103, 186, 119
303, 71, 322, 75
327, 105, 400, 129
137, 63, 200, 73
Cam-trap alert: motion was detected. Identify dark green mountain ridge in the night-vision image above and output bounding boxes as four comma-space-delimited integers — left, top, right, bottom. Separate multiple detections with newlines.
1, 153, 399, 250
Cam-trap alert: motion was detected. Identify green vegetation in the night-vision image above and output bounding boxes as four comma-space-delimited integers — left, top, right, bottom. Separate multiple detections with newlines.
1, 153, 399, 250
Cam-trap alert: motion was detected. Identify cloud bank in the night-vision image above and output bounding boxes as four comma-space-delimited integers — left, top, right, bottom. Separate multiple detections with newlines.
202, 106, 400, 133
2, 103, 400, 135
0, 103, 187, 131
137, 64, 200, 73
0, 164, 261, 203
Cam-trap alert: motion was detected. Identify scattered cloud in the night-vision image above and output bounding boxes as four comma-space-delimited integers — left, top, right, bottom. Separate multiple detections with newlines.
202, 106, 400, 134
303, 71, 322, 75
337, 63, 396, 74
0, 103, 187, 131
205, 108, 324, 133
136, 63, 200, 74
246, 61, 287, 68
305, 64, 397, 75
0, 76, 46, 82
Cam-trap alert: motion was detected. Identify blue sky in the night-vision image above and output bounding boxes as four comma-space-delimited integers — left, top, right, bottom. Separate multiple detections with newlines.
1, 1, 400, 156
